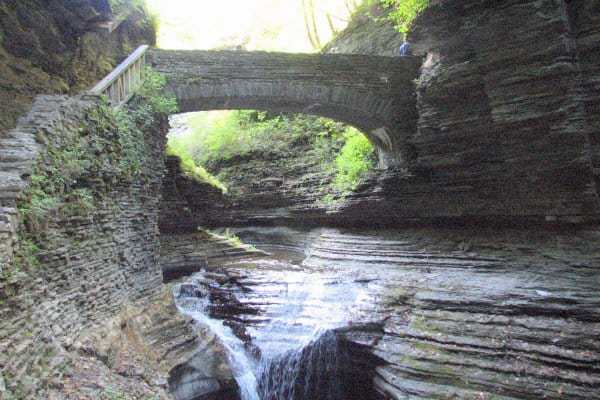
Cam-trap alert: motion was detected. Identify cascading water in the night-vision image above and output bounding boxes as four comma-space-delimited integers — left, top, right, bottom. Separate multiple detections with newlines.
174, 279, 260, 400
257, 330, 346, 400
173, 248, 370, 400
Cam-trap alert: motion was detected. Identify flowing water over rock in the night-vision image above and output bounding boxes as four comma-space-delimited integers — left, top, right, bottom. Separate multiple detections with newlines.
173, 236, 378, 400
170, 227, 600, 400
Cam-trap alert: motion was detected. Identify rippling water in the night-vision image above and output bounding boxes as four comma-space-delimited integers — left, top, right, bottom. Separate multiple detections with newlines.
174, 242, 374, 400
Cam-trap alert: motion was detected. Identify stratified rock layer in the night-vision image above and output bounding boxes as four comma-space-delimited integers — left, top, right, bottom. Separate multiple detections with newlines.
401, 0, 600, 224
185, 226, 600, 400
163, 1, 600, 227
0, 96, 169, 398
56, 290, 237, 400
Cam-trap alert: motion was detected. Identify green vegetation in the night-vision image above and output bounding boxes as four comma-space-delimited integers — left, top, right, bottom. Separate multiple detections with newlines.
202, 228, 258, 252
377, 0, 430, 34
11, 68, 176, 273
332, 127, 375, 192
137, 67, 178, 115
168, 110, 376, 203
166, 143, 227, 193
170, 111, 347, 168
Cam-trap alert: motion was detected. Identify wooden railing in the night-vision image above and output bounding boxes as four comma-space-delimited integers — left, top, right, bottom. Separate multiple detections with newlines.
89, 45, 149, 107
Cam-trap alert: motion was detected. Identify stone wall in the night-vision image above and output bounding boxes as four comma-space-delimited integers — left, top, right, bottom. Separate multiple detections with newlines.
0, 94, 168, 398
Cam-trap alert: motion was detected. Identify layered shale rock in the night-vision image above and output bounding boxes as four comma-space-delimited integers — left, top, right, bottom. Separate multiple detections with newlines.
160, 230, 267, 282
159, 133, 347, 229
399, 0, 600, 224
160, 156, 228, 234
0, 95, 170, 398
318, 228, 600, 400
198, 226, 600, 400
53, 290, 238, 400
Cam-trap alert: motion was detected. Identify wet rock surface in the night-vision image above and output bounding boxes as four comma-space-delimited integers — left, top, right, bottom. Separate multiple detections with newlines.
52, 290, 238, 400
167, 226, 600, 399
160, 230, 267, 282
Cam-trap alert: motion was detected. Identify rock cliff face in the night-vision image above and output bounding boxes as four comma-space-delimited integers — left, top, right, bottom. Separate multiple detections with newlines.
196, 226, 600, 400
159, 134, 343, 230
53, 289, 236, 400
0, 97, 239, 400
0, 94, 176, 398
321, 6, 402, 57
163, 1, 600, 227
0, 0, 155, 135
403, 0, 600, 224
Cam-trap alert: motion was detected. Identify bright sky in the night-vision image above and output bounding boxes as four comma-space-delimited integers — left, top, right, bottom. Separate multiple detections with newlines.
146, 0, 359, 52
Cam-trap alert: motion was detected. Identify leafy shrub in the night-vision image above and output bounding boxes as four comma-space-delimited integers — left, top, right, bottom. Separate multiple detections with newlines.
385, 0, 429, 33
167, 109, 376, 201
332, 127, 376, 192
173, 111, 348, 168
367, 0, 430, 34
137, 68, 178, 115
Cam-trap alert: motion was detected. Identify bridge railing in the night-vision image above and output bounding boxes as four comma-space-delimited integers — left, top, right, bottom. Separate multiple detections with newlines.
89, 45, 149, 107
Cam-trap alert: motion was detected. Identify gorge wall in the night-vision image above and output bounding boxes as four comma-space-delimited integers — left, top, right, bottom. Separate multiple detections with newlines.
0, 94, 172, 398
405, 0, 600, 224
0, 0, 155, 136
164, 0, 600, 228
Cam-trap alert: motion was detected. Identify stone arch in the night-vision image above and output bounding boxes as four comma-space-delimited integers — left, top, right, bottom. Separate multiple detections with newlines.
149, 49, 421, 167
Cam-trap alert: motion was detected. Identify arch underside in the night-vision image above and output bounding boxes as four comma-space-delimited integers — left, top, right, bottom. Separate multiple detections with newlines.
150, 49, 422, 166
167, 81, 409, 150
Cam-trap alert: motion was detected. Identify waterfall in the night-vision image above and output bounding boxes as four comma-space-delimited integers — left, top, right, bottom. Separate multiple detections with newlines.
257, 330, 346, 400
172, 256, 366, 400
174, 279, 261, 400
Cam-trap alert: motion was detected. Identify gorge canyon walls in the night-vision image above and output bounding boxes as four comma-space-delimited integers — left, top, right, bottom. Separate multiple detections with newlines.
164, 0, 600, 228
0, 0, 156, 136
0, 95, 169, 398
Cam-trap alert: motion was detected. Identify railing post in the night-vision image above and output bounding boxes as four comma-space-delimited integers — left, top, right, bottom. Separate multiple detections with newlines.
89, 45, 149, 107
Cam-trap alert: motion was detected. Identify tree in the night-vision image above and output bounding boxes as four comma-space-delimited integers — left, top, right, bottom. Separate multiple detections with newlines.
302, 0, 322, 50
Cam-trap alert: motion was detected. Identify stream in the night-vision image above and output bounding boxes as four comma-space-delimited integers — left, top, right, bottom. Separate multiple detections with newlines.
172, 229, 382, 400
168, 226, 599, 400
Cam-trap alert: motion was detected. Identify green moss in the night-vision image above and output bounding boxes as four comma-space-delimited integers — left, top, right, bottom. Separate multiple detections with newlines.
203, 228, 257, 252
411, 314, 443, 334
166, 144, 227, 193
101, 387, 130, 400
12, 69, 175, 272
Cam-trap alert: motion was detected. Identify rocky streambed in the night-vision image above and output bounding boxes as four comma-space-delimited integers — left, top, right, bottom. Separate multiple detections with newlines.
165, 226, 600, 400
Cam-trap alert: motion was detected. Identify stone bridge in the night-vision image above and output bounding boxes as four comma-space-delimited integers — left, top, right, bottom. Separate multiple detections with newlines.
149, 49, 422, 165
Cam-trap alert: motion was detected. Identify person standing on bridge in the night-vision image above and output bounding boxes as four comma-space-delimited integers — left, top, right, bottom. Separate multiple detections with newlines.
398, 37, 412, 57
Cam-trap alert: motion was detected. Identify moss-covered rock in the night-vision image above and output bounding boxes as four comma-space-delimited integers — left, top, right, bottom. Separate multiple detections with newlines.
0, 0, 156, 136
